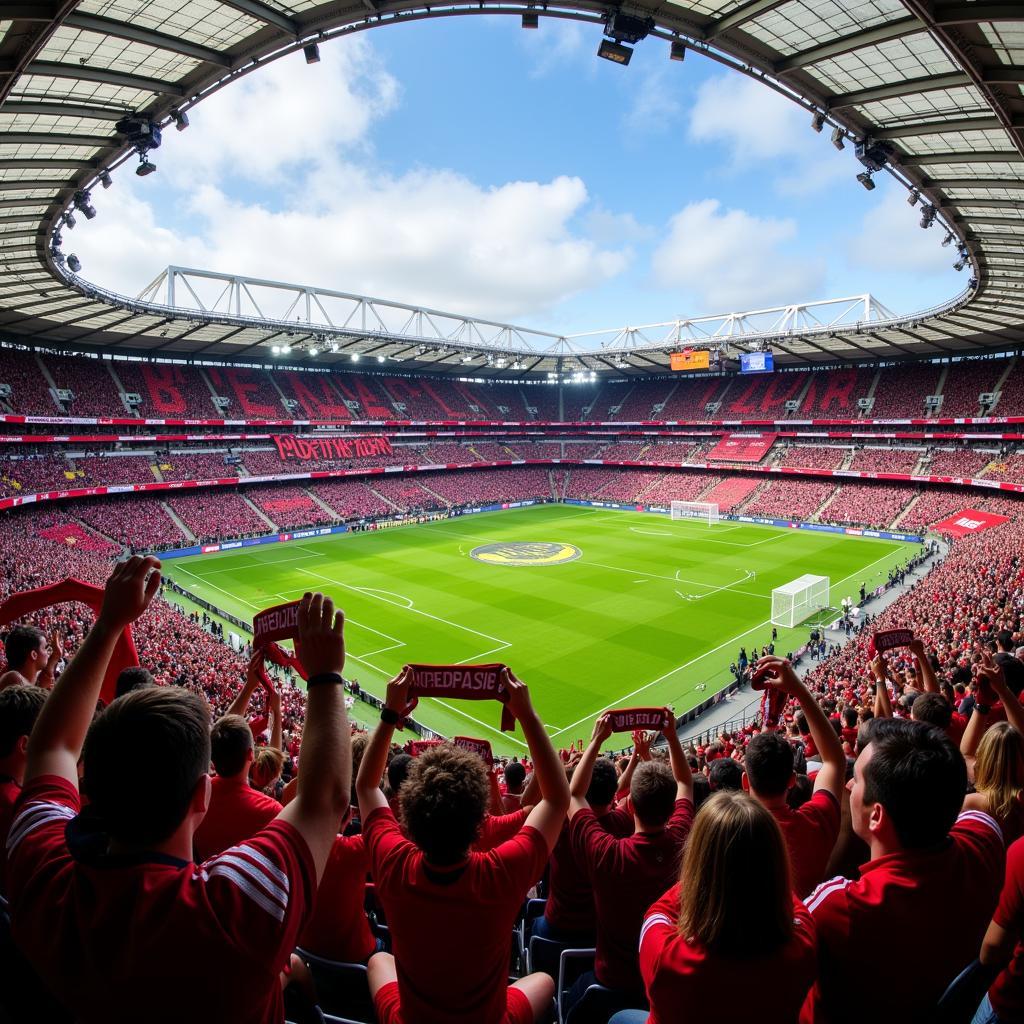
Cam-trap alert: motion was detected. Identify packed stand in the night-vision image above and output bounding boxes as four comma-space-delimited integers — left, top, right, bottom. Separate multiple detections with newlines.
0, 455, 76, 496
983, 453, 1024, 485
777, 445, 848, 471
927, 447, 993, 479
112, 361, 218, 419
42, 356, 125, 418
157, 451, 240, 481
847, 447, 923, 474
310, 481, 394, 520
75, 455, 155, 487
742, 479, 838, 520
699, 475, 762, 512
166, 492, 268, 542
0, 348, 57, 415
249, 486, 335, 529
940, 361, 1003, 417
870, 363, 943, 418
799, 367, 876, 417
418, 468, 553, 507
816, 483, 912, 530
74, 496, 184, 550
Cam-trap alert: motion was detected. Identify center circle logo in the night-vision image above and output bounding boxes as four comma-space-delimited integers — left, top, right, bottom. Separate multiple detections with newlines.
470, 542, 582, 567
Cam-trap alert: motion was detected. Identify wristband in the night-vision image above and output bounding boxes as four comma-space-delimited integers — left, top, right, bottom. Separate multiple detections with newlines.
976, 704, 991, 715
307, 672, 344, 688
380, 706, 401, 725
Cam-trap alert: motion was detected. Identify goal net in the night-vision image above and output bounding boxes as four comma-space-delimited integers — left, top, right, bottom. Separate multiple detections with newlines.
771, 574, 831, 629
671, 500, 720, 525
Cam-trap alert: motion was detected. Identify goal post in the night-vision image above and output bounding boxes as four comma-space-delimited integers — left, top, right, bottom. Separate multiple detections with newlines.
671, 500, 720, 525
771, 574, 831, 629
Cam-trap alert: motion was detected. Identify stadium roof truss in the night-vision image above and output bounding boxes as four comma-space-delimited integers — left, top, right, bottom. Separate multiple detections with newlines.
0, 0, 1022, 378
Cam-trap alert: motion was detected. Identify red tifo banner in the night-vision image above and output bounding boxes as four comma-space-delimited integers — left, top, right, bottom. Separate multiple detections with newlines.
273, 434, 393, 462
931, 508, 1011, 537
607, 707, 672, 732
403, 664, 516, 732
0, 578, 138, 704
452, 735, 494, 765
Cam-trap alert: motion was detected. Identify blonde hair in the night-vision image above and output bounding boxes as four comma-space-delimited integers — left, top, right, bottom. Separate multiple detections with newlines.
975, 722, 1024, 824
677, 791, 794, 956
251, 746, 285, 792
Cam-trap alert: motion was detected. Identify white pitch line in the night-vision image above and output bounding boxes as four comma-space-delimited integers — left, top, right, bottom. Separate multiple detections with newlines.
584, 559, 767, 599
548, 543, 907, 739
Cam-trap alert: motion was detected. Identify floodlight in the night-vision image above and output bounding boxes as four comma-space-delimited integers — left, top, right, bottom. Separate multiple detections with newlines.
522, 11, 538, 28
329, 342, 338, 352
136, 156, 157, 176
919, 204, 936, 229
942, 232, 954, 247
67, 254, 81, 273
98, 169, 112, 189
351, 353, 360, 361
856, 171, 875, 191
954, 258, 966, 272
51, 230, 62, 247
116, 115, 161, 153
282, 343, 292, 353
605, 12, 654, 43
172, 109, 189, 131
304, 43, 320, 64
830, 127, 844, 150
64, 211, 76, 229
907, 189, 920, 207
670, 40, 686, 61
811, 110, 826, 133
272, 345, 281, 355
597, 39, 633, 64
309, 347, 318, 357
73, 190, 96, 219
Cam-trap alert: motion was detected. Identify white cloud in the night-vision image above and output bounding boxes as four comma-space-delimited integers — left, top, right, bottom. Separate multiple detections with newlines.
520, 20, 589, 78
688, 74, 848, 195
623, 65, 683, 137
160, 38, 399, 188
651, 198, 825, 311
584, 206, 654, 245
75, 169, 630, 321
847, 185, 953, 274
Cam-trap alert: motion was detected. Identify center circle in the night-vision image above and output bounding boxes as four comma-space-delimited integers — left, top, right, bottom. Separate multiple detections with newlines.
470, 542, 582, 566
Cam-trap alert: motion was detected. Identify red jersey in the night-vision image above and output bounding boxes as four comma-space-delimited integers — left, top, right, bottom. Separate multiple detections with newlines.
193, 773, 282, 862
475, 809, 528, 852
7, 775, 314, 1024
570, 799, 695, 993
770, 789, 841, 899
363, 806, 548, 1024
545, 806, 634, 933
640, 885, 817, 1024
801, 810, 1005, 1023
0, 774, 21, 895
298, 833, 374, 963
990, 835, 1024, 1020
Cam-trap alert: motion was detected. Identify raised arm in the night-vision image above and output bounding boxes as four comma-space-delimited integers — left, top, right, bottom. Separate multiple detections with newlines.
504, 669, 570, 851
757, 655, 845, 802
660, 711, 694, 803
36, 630, 63, 690
265, 678, 283, 752
355, 667, 411, 819
872, 655, 893, 720
909, 638, 939, 694
982, 650, 1024, 736
224, 651, 263, 718
277, 593, 351, 883
569, 715, 613, 820
26, 556, 161, 787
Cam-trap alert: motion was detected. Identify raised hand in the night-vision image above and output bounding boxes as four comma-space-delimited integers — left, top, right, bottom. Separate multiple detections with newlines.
590, 713, 613, 745
97, 555, 162, 633
503, 667, 537, 723
385, 666, 413, 715
753, 655, 803, 695
296, 592, 345, 677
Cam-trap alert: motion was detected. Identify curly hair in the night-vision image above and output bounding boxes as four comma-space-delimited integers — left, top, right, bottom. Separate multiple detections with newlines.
400, 743, 490, 865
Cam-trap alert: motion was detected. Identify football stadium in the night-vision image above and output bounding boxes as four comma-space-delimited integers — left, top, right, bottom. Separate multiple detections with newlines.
1, 2, 1024, 1023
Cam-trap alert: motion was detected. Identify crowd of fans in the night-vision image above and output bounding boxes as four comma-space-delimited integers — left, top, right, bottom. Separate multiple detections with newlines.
4, 509, 1024, 1022
167, 492, 269, 542
847, 447, 924, 474
742, 480, 838, 520
816, 484, 913, 531
927, 448, 994, 478
777, 446, 848, 471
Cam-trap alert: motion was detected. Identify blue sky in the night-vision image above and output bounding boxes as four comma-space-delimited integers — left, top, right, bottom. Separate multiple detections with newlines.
73, 16, 964, 340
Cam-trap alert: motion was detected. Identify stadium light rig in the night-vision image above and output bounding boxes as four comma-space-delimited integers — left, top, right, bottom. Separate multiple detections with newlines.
597, 12, 654, 66
73, 190, 96, 220
171, 109, 189, 132
67, 254, 82, 273
63, 211, 76, 230
98, 169, 112, 189
855, 171, 875, 191
304, 42, 320, 64
810, 110, 826, 133
522, 10, 539, 29
830, 127, 844, 151
907, 189, 920, 207
942, 232, 954, 247
919, 204, 937, 229
670, 39, 686, 61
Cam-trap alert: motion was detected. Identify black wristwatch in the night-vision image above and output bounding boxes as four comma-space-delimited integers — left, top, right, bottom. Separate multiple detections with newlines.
380, 706, 401, 725
307, 672, 345, 688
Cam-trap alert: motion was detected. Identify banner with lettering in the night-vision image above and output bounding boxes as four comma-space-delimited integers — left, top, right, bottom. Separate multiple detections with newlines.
273, 434, 393, 462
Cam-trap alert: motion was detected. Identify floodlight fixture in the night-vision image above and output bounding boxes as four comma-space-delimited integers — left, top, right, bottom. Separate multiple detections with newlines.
67, 254, 81, 273
907, 189, 920, 207
172, 109, 189, 131
855, 138, 893, 173
304, 42, 320, 64
856, 171, 875, 191
597, 38, 633, 64
329, 342, 338, 353
98, 169, 112, 189
282, 343, 292, 353
942, 232, 954, 247
51, 230, 63, 247
670, 39, 686, 61
830, 126, 844, 150
351, 353, 360, 361
272, 345, 281, 355
309, 347, 318, 357
116, 114, 162, 153
919, 204, 937, 229
522, 10, 538, 28
64, 211, 76, 229
954, 257, 967, 272
811, 110, 826, 133
136, 155, 157, 176
73, 190, 96, 219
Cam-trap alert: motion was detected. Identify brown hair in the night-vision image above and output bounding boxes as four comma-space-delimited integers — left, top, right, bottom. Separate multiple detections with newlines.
975, 722, 1024, 824
83, 686, 210, 846
630, 760, 677, 828
400, 743, 489, 865
251, 746, 285, 791
677, 791, 794, 956
210, 714, 253, 777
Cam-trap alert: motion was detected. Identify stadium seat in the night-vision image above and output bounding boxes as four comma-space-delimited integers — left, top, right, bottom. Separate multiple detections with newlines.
294, 948, 375, 1024
933, 959, 998, 1024
528, 935, 566, 982
517, 898, 548, 971
555, 948, 596, 1024
563, 982, 634, 1024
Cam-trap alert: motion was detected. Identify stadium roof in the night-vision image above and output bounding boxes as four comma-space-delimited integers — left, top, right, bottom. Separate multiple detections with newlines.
0, 0, 1022, 378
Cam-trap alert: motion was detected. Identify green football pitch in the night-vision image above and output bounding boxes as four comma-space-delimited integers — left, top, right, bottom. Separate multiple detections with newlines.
164, 504, 917, 754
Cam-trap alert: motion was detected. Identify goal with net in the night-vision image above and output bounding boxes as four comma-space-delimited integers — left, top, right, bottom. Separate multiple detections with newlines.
771, 574, 831, 628
671, 501, 720, 525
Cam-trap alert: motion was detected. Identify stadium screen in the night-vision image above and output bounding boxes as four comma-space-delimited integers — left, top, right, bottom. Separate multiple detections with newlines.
670, 349, 710, 371
740, 351, 774, 374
